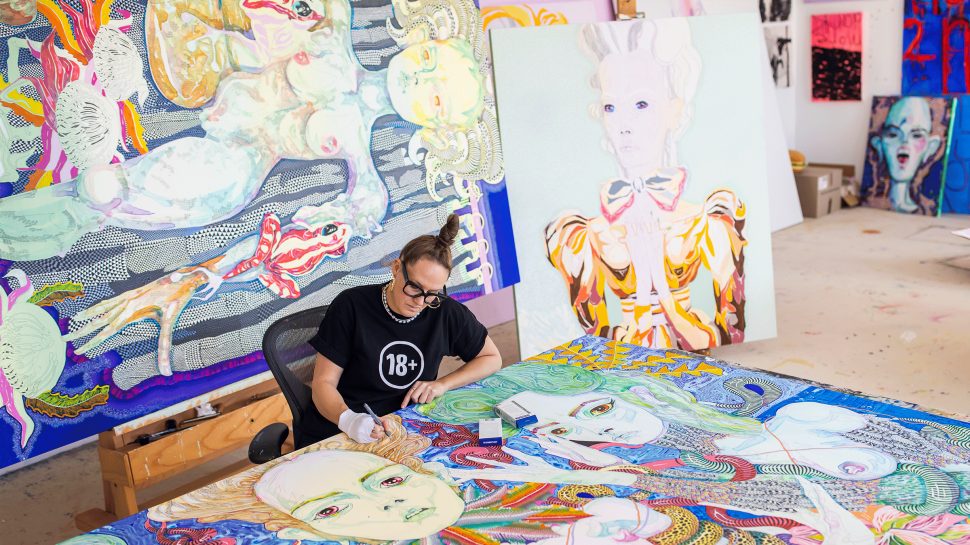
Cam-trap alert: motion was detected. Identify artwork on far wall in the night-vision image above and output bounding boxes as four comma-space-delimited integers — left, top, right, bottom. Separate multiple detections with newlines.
811, 12, 862, 101
861, 96, 956, 215
480, 0, 614, 30
760, 0, 790, 22
0, 0, 518, 469
902, 0, 970, 214
764, 23, 791, 88
493, 16, 777, 358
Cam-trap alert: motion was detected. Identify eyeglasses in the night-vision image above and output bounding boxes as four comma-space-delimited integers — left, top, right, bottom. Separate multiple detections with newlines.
401, 264, 448, 308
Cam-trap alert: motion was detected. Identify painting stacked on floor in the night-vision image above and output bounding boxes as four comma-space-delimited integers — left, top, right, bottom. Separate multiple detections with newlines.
0, 0, 519, 469
901, 0, 970, 213
66, 335, 970, 544
861, 97, 955, 215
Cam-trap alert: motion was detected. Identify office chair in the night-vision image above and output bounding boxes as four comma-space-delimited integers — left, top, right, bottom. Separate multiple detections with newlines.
247, 305, 327, 464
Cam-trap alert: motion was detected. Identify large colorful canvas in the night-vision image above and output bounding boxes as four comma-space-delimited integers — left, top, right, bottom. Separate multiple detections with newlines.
860, 96, 955, 215
493, 16, 777, 358
811, 12, 862, 102
66, 335, 970, 544
902, 0, 970, 96
902, 0, 970, 213
0, 0, 518, 469
944, 100, 970, 213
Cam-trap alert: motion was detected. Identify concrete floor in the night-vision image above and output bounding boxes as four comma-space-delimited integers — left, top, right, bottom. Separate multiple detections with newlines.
2, 206, 969, 544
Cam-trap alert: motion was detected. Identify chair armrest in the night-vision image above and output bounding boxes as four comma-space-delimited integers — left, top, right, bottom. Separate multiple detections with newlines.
248, 422, 290, 464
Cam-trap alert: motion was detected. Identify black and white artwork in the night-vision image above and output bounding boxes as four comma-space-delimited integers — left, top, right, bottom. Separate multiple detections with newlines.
764, 24, 792, 87
760, 0, 791, 22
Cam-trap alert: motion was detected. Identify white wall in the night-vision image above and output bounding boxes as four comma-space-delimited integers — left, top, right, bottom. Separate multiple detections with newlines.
793, 0, 902, 174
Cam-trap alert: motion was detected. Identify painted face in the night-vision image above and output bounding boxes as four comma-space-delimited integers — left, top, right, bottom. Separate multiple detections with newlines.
510, 391, 666, 445
597, 50, 678, 175
254, 450, 463, 540
387, 39, 485, 129
714, 402, 899, 481
391, 257, 450, 317
878, 98, 936, 183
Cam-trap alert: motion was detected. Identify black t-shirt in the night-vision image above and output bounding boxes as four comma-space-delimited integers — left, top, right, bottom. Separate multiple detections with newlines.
302, 282, 487, 444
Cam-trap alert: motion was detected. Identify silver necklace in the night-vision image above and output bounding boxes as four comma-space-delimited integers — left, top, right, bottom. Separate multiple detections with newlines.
382, 282, 420, 324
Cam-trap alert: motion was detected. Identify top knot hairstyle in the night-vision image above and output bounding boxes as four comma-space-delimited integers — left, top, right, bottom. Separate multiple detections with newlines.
399, 214, 461, 273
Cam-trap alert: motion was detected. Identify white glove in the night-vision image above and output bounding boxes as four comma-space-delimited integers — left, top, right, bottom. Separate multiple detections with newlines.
338, 409, 380, 444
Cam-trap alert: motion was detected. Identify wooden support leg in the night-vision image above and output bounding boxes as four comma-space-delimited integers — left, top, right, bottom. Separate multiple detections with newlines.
108, 481, 139, 518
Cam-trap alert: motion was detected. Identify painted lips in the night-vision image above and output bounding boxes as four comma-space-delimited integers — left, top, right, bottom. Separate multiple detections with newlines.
404, 507, 433, 522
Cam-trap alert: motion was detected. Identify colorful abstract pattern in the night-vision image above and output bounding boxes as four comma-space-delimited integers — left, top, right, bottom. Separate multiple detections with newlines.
0, 0, 518, 469
480, 0, 614, 31
811, 12, 862, 102
902, 0, 970, 96
70, 335, 970, 544
901, 0, 970, 214
861, 96, 955, 216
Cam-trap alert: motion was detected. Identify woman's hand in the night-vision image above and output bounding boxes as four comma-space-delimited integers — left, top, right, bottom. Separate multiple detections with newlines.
401, 380, 448, 407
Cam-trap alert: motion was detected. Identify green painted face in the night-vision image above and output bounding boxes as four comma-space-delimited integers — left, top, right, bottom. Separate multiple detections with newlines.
877, 98, 938, 183
387, 38, 485, 129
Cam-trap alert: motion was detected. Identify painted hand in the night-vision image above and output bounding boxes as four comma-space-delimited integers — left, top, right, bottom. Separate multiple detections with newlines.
65, 265, 219, 377
447, 446, 635, 487
524, 434, 624, 468
401, 380, 447, 408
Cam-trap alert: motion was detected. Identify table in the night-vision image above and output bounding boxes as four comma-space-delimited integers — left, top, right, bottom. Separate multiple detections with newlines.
62, 335, 970, 544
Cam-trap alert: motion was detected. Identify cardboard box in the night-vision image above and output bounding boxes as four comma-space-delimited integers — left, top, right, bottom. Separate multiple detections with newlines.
810, 162, 856, 178
795, 166, 843, 218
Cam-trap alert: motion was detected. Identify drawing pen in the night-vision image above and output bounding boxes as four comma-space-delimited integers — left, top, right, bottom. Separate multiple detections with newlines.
362, 403, 384, 428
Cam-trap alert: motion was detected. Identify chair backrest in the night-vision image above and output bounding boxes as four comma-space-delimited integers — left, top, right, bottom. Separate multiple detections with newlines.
261, 305, 328, 447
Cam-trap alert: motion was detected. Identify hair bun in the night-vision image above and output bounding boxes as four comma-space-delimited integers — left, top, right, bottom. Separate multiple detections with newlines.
437, 213, 460, 247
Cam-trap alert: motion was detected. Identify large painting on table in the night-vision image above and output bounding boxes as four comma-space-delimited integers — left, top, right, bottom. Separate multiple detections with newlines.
0, 0, 518, 469
492, 16, 776, 358
68, 335, 970, 544
861, 96, 955, 215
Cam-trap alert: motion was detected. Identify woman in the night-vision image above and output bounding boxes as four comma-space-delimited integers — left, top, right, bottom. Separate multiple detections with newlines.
545, 19, 746, 351
305, 214, 502, 445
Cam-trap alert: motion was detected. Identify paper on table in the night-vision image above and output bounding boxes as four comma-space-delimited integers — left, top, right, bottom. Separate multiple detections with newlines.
953, 228, 970, 240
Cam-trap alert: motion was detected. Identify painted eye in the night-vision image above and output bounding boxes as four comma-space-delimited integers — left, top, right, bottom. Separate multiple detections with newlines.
635, 101, 648, 110
603, 104, 615, 113
550, 427, 569, 436
315, 505, 344, 519
294, 0, 312, 17
589, 401, 614, 416
323, 224, 338, 235
381, 476, 407, 487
